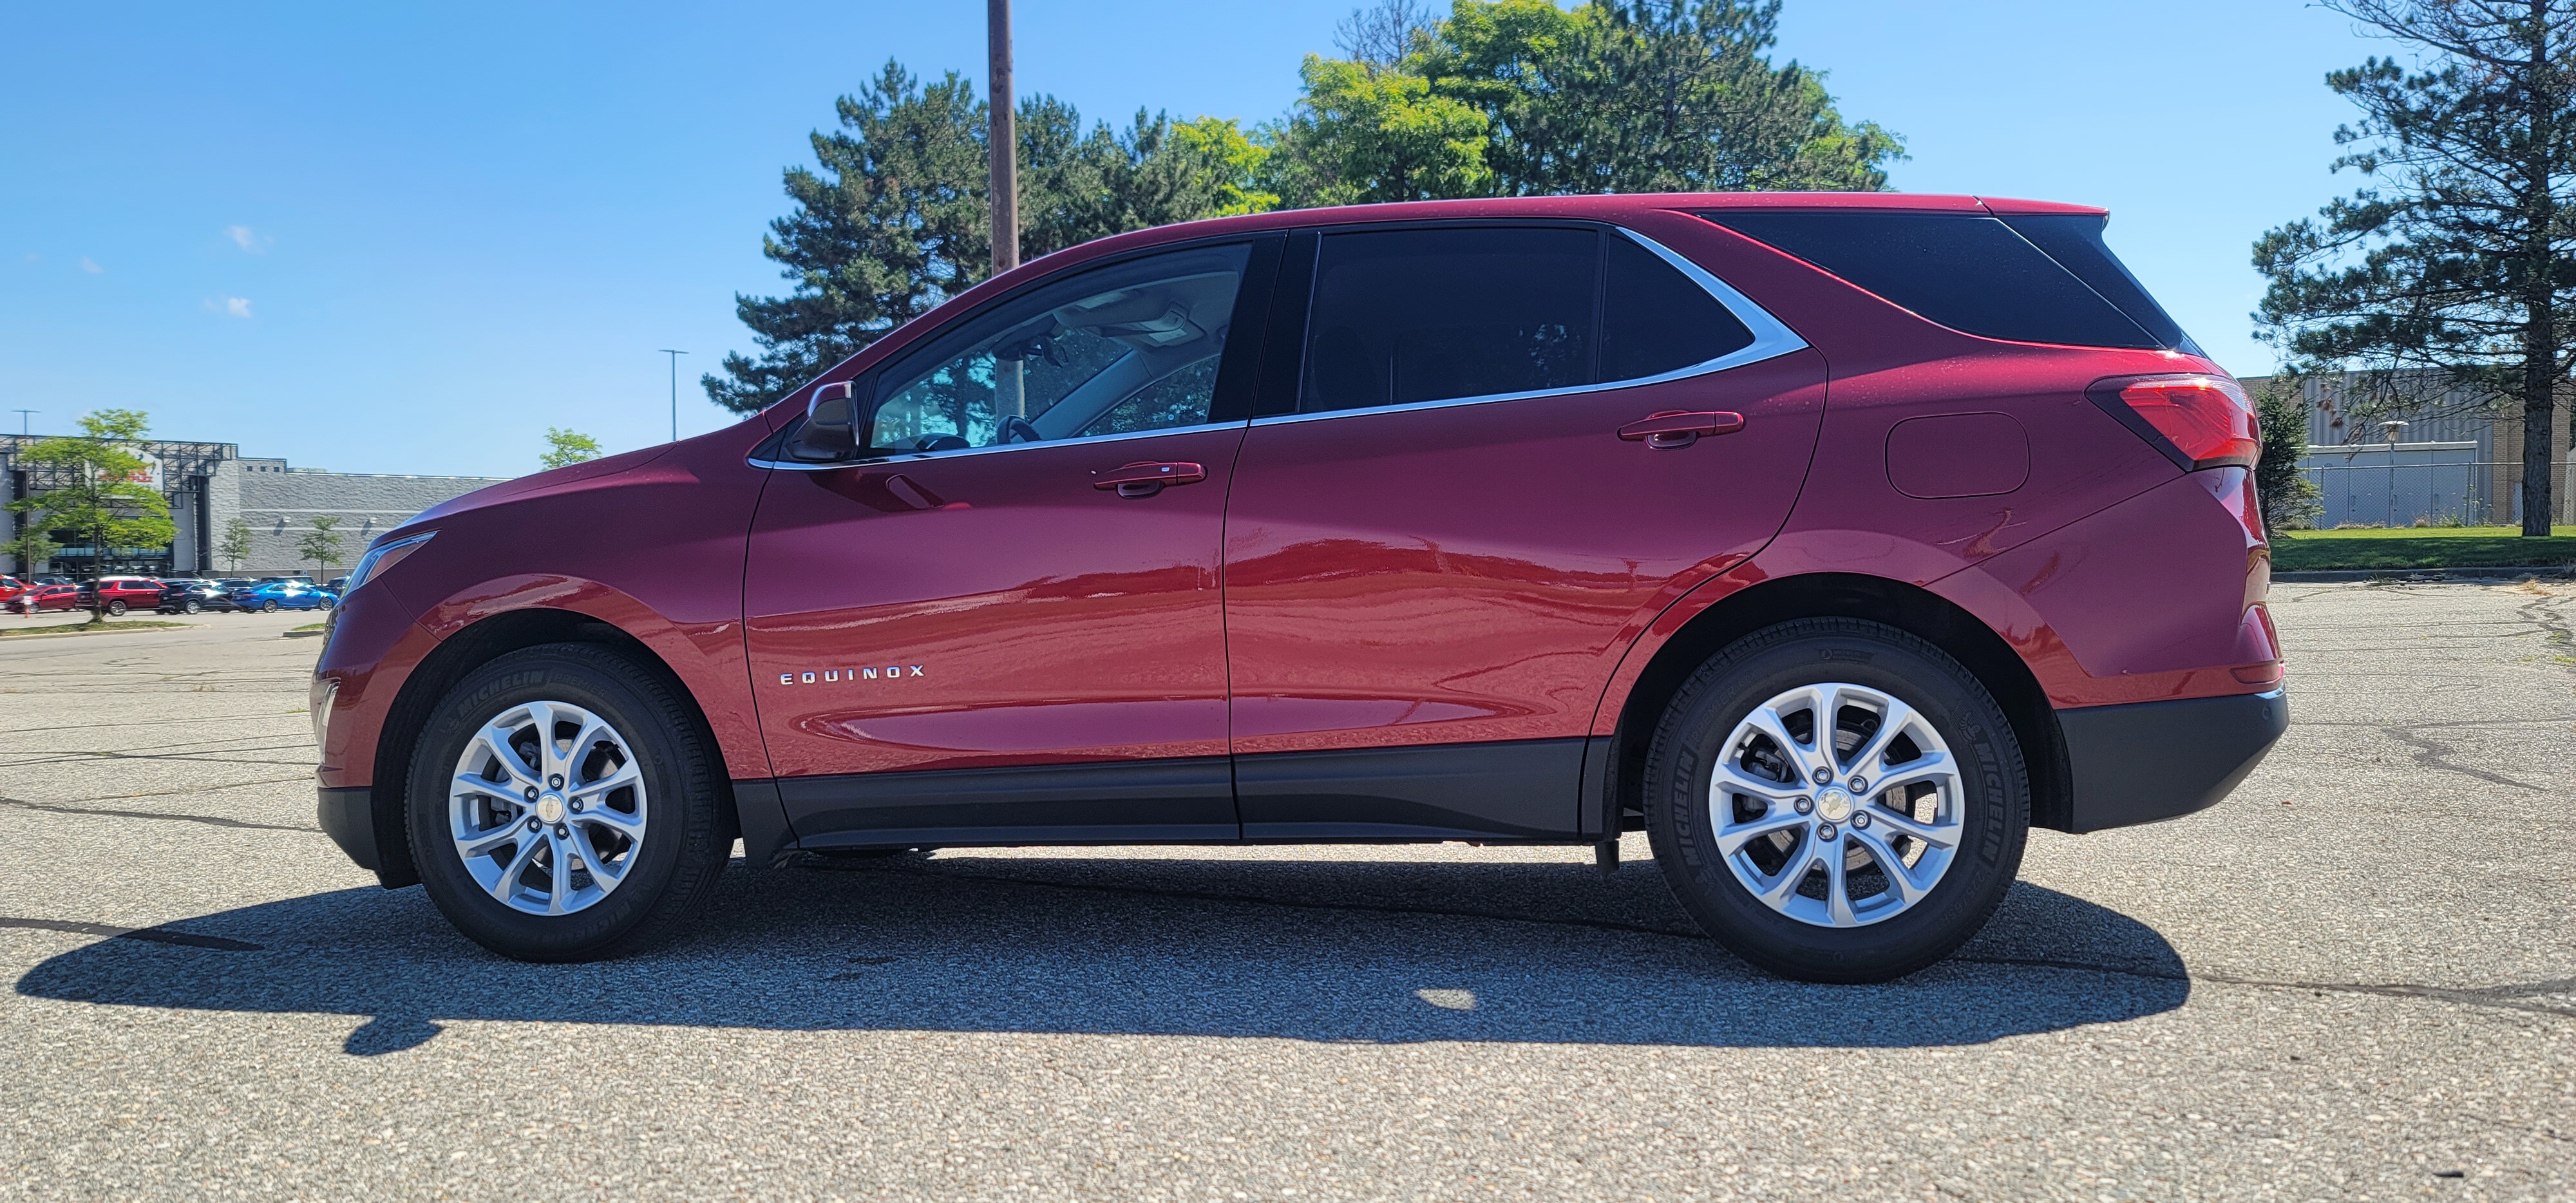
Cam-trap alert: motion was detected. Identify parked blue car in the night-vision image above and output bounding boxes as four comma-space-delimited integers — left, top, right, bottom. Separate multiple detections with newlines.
229, 580, 339, 613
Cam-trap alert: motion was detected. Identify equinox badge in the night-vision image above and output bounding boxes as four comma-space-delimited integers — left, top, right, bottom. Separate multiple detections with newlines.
779, 665, 925, 685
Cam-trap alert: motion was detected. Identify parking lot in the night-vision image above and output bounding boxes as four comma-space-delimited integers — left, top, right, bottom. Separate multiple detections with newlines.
0, 584, 2568, 1200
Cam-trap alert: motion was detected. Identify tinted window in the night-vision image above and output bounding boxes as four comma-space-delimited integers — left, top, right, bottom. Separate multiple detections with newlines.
867, 243, 1250, 453
1998, 213, 2198, 354
1600, 233, 1756, 381
1704, 211, 2159, 350
1302, 227, 1598, 413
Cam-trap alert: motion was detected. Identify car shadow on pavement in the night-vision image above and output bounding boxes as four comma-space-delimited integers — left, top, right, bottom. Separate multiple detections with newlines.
15, 855, 2189, 1054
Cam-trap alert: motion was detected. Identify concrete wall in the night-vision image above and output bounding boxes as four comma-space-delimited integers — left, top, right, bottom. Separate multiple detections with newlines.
209, 461, 502, 577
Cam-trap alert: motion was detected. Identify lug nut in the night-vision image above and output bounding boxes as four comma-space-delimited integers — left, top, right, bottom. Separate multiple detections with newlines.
569, 800, 583, 813
1819, 823, 1838, 841
554, 825, 569, 839
1810, 767, 1832, 785
526, 819, 541, 832
1793, 797, 1813, 815
549, 775, 564, 790
524, 786, 539, 802
1850, 776, 1869, 794
1852, 811, 1871, 830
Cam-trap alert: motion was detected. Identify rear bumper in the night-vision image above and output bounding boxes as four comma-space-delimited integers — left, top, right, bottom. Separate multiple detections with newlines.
2057, 689, 2286, 833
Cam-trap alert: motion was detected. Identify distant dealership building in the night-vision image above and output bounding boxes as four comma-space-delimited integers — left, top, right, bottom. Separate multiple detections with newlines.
1, 433, 506, 578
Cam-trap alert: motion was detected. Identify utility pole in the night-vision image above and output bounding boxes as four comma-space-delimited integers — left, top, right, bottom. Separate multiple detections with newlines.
989, 0, 1023, 417
658, 350, 688, 442
10, 410, 32, 435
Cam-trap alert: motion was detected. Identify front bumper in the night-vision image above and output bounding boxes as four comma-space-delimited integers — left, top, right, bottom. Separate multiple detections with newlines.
2057, 689, 2287, 833
317, 785, 381, 872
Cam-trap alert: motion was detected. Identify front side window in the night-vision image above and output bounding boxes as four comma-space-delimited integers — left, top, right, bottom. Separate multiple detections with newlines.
864, 243, 1251, 454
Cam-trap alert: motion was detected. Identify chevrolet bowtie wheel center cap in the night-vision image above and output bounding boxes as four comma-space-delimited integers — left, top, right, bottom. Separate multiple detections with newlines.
1815, 788, 1854, 824
535, 794, 565, 826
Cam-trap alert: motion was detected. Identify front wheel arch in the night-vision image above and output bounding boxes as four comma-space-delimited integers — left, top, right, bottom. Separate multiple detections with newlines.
364, 608, 739, 889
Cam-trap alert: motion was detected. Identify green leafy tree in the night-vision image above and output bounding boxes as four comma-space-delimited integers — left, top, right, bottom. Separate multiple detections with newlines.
705, 63, 1250, 414
2253, 374, 2324, 535
2253, 0, 2576, 536
540, 428, 603, 470
1264, 0, 1904, 204
218, 516, 252, 573
3, 409, 176, 621
6, 526, 57, 583
298, 515, 346, 580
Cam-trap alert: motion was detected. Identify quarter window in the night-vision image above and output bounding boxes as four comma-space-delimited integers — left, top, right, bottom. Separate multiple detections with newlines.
864, 243, 1251, 454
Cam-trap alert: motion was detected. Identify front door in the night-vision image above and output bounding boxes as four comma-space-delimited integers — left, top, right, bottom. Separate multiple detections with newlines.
1222, 223, 1829, 840
745, 238, 1276, 848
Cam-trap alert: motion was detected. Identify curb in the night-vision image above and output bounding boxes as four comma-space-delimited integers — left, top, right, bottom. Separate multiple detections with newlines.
2273, 565, 2576, 583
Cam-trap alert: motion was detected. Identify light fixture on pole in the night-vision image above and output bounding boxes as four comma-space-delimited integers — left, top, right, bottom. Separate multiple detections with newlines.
658, 350, 688, 443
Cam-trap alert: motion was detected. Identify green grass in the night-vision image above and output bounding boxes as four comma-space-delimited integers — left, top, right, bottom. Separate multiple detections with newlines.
2273, 525, 2576, 571
0, 619, 196, 639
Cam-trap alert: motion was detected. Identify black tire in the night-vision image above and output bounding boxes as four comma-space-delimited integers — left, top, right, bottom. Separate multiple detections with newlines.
406, 642, 732, 961
1644, 618, 2029, 983
104, 600, 126, 616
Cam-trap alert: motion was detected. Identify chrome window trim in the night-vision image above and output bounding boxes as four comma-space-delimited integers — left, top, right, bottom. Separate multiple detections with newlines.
748, 422, 1229, 473
1252, 225, 1809, 430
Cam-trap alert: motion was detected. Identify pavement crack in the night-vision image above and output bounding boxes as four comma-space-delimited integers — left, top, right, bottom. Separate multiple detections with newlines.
0, 915, 263, 952
0, 794, 317, 832
2380, 726, 2543, 791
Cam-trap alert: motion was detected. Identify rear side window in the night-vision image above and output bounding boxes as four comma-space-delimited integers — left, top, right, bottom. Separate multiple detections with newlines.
1704, 211, 2162, 350
1302, 227, 1598, 413
1601, 233, 1756, 381
1998, 213, 2199, 354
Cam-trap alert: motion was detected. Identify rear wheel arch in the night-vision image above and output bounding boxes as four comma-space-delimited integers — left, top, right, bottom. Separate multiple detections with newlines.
366, 608, 739, 888
1603, 573, 2072, 837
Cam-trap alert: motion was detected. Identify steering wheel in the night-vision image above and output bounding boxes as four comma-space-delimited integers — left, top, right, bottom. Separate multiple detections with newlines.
1000, 415, 1043, 444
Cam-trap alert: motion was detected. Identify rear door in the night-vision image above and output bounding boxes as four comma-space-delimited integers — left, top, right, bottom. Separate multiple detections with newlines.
1222, 222, 1829, 840
743, 237, 1280, 848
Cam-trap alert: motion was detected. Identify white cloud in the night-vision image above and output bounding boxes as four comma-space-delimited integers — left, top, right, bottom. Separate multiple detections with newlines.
79, 257, 102, 274
223, 225, 269, 252
203, 296, 253, 319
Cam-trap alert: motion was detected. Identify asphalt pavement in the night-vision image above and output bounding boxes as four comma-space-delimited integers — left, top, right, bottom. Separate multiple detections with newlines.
0, 586, 2569, 1201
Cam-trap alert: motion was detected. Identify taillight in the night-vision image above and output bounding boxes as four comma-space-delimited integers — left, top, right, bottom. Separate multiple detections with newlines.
2089, 374, 2259, 470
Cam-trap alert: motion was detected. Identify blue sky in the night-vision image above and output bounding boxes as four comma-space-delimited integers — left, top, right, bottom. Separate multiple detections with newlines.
3, 1, 2373, 477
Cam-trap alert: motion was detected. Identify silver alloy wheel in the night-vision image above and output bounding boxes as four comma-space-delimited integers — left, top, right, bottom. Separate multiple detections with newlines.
1710, 681, 1966, 928
448, 699, 648, 916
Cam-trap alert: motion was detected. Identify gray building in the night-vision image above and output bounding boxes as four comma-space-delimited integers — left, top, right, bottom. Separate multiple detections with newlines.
2, 434, 506, 578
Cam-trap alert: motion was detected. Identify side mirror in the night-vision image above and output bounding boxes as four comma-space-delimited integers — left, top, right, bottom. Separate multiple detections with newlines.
787, 380, 860, 461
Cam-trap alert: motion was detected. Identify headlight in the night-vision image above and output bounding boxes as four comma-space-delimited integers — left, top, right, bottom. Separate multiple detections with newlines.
345, 531, 435, 595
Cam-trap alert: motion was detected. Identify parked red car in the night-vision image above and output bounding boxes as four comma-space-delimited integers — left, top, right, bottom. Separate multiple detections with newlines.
10, 583, 84, 614
0, 575, 24, 604
90, 576, 166, 616
315, 194, 2285, 979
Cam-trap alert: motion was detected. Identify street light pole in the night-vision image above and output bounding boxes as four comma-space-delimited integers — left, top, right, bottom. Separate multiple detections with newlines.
988, 0, 1023, 417
658, 350, 688, 443
10, 410, 32, 435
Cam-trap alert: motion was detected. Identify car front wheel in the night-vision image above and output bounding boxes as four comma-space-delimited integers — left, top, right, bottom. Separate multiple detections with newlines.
408, 643, 732, 961
182, 599, 202, 614
261, 600, 279, 612
1645, 618, 2029, 984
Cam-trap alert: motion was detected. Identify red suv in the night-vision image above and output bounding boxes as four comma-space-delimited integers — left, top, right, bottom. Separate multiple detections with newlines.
315, 194, 2285, 980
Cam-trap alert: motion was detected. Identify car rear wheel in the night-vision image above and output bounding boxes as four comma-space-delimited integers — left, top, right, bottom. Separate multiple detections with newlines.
1644, 618, 2029, 983
408, 643, 731, 961
104, 600, 126, 616
261, 599, 279, 612
317, 596, 335, 611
